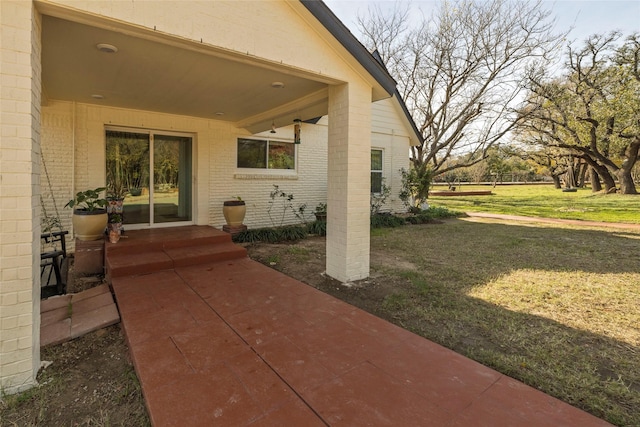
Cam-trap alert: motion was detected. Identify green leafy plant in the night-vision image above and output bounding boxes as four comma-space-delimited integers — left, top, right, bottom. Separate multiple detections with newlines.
306, 220, 327, 236
108, 213, 123, 224
313, 202, 327, 222
371, 179, 391, 215
64, 187, 107, 212
233, 225, 308, 243
40, 195, 63, 234
315, 203, 327, 213
370, 213, 405, 228
399, 164, 433, 209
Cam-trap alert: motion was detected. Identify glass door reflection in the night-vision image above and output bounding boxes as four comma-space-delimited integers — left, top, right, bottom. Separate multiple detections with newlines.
106, 129, 192, 227
153, 135, 192, 224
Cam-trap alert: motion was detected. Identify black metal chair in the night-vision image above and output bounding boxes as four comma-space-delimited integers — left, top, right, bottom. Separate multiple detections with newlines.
40, 231, 69, 299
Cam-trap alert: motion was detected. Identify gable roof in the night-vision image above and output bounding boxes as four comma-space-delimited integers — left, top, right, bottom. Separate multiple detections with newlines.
371, 50, 424, 145
301, 1, 422, 145
300, 0, 397, 96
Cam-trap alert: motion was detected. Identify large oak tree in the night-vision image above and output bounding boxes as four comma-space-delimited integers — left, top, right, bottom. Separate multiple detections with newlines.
518, 32, 640, 194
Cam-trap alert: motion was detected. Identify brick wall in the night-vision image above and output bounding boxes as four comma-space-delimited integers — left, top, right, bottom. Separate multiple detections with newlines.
0, 1, 41, 394
41, 102, 331, 237
41, 98, 410, 240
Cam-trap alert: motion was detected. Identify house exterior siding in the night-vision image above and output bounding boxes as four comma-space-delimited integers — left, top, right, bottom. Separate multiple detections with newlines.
39, 95, 411, 244
39, 101, 331, 237
371, 97, 414, 213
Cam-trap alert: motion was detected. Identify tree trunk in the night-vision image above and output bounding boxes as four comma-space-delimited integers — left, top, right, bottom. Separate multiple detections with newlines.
584, 157, 616, 192
551, 174, 562, 189
577, 161, 587, 187
618, 169, 638, 194
589, 167, 602, 192
601, 170, 617, 193
616, 140, 639, 194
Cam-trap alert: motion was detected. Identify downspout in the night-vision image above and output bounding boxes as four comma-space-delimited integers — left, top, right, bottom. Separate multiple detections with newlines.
391, 129, 395, 211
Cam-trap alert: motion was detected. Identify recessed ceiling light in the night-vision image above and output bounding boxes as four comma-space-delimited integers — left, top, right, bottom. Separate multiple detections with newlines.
271, 82, 285, 89
91, 94, 104, 99
215, 112, 225, 116
96, 43, 118, 53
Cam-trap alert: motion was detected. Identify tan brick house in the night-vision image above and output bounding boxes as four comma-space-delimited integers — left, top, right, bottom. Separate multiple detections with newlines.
0, 0, 421, 394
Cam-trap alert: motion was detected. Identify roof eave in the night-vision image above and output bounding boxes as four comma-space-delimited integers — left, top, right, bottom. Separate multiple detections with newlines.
299, 0, 397, 98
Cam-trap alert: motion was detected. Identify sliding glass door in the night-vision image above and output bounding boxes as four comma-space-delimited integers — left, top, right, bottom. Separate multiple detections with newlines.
106, 129, 193, 227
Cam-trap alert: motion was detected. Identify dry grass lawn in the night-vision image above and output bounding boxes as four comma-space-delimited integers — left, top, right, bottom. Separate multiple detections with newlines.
365, 218, 639, 426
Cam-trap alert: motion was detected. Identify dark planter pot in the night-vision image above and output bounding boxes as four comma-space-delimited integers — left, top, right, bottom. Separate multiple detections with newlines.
314, 212, 327, 222
72, 208, 108, 241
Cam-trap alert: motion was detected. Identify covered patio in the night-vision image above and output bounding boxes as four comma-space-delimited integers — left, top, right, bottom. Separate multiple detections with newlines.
1, 0, 392, 393
37, 0, 388, 283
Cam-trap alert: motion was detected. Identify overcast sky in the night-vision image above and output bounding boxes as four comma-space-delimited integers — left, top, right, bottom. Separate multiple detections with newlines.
323, 0, 640, 45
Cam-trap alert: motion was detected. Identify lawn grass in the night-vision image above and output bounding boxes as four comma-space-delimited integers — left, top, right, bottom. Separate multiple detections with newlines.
369, 219, 639, 426
429, 184, 640, 223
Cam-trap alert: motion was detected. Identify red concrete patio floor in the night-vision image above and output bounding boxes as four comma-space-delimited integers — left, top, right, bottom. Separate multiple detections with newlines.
108, 226, 611, 426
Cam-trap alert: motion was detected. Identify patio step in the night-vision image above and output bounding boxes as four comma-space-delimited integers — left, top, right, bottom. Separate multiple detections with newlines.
105, 226, 247, 279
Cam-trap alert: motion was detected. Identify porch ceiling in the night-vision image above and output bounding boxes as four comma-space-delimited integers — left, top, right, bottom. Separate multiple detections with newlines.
41, 15, 333, 134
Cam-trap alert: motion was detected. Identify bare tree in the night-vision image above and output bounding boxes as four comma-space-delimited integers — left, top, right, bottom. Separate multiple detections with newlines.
357, 0, 561, 177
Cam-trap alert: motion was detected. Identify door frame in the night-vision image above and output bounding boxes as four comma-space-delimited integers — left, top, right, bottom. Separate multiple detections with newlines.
105, 125, 197, 229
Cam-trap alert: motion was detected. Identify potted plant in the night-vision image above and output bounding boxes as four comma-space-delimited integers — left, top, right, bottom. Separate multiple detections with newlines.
106, 175, 127, 215
108, 213, 123, 231
314, 202, 327, 222
64, 187, 108, 241
223, 196, 246, 226
107, 213, 123, 243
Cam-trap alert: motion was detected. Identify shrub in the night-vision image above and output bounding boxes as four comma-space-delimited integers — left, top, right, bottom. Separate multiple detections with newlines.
404, 206, 464, 224
233, 207, 462, 244
233, 225, 308, 243
370, 180, 391, 215
419, 206, 463, 219
399, 164, 433, 209
306, 220, 327, 236
371, 213, 406, 229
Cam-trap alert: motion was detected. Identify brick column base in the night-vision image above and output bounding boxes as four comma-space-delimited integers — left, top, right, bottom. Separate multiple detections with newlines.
222, 224, 247, 235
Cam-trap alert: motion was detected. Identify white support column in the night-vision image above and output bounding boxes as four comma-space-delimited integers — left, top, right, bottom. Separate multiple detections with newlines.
0, 1, 41, 394
326, 82, 371, 282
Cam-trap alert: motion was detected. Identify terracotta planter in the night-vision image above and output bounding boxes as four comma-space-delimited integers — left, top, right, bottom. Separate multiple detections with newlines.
72, 209, 108, 241
109, 229, 121, 243
223, 200, 246, 226
108, 222, 123, 233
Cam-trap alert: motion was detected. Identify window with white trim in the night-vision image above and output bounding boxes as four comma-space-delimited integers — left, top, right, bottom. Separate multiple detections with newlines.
371, 149, 383, 193
237, 138, 296, 170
